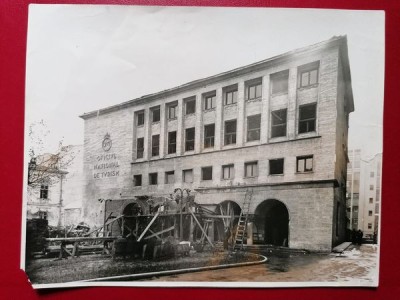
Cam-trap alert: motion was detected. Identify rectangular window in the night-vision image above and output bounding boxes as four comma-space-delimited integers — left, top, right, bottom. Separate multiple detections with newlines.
204, 93, 216, 110
271, 109, 287, 138
40, 185, 48, 199
368, 210, 373, 217
296, 155, 313, 172
168, 103, 178, 120
185, 97, 196, 115
39, 211, 48, 220
168, 131, 177, 154
201, 166, 213, 181
299, 103, 317, 134
183, 169, 193, 183
185, 127, 195, 151
204, 124, 215, 148
269, 158, 284, 175
136, 137, 144, 159
151, 106, 160, 123
369, 198, 373, 204
299, 68, 318, 88
245, 161, 258, 178
224, 85, 238, 105
368, 223, 372, 229
247, 114, 261, 141
133, 175, 142, 186
246, 80, 262, 100
224, 119, 237, 145
353, 206, 359, 213
151, 135, 160, 157
271, 70, 289, 94
222, 164, 234, 180
165, 171, 175, 184
136, 111, 144, 126
149, 173, 158, 185
370, 185, 374, 191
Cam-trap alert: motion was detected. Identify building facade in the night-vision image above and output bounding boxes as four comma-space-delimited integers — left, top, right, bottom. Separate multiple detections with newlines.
81, 36, 354, 251
347, 151, 382, 238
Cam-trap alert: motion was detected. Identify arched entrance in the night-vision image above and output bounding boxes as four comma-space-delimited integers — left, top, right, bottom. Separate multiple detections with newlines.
214, 200, 242, 242
254, 199, 289, 247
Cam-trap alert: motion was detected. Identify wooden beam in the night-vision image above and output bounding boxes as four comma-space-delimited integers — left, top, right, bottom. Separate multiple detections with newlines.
137, 211, 160, 242
189, 210, 213, 247
144, 226, 175, 240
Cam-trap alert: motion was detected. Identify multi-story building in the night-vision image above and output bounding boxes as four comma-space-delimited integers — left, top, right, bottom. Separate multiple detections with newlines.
346, 151, 382, 239
80, 36, 354, 251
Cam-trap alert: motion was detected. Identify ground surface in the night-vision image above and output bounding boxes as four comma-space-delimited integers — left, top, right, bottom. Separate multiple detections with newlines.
149, 244, 379, 285
25, 244, 378, 286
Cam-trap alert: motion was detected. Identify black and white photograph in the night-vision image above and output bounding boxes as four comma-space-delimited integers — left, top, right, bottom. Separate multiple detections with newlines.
22, 5, 384, 289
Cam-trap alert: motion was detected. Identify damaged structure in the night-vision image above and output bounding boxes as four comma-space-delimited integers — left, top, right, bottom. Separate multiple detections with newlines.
80, 36, 354, 252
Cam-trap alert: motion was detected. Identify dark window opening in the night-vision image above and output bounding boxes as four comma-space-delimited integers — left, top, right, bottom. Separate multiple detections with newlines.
224, 86, 238, 105
133, 175, 142, 186
202, 166, 213, 181
185, 127, 195, 151
136, 111, 144, 126
149, 173, 158, 185
247, 114, 261, 141
204, 124, 215, 148
185, 97, 196, 115
269, 159, 284, 175
296, 155, 313, 172
151, 106, 160, 123
168, 131, 177, 154
40, 185, 48, 199
136, 137, 144, 159
271, 109, 287, 138
246, 81, 262, 100
151, 135, 160, 157
299, 104, 316, 134
224, 120, 237, 145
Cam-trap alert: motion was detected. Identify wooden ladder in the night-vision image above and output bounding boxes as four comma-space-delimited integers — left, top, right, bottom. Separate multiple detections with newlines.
232, 189, 253, 251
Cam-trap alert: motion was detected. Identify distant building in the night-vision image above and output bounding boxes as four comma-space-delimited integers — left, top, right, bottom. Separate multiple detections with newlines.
347, 151, 382, 238
80, 36, 354, 251
26, 145, 83, 227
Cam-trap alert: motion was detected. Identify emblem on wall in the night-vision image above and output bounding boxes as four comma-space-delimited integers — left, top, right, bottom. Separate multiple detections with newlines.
102, 133, 112, 152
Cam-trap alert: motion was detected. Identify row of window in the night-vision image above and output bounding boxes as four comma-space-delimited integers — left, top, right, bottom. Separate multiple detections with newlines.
136, 103, 317, 158
135, 62, 319, 125
133, 155, 313, 186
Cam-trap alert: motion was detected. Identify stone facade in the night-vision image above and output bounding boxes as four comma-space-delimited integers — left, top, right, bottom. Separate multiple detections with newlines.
80, 36, 354, 251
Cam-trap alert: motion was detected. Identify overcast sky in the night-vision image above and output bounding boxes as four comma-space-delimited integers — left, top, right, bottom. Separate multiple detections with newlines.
25, 5, 384, 160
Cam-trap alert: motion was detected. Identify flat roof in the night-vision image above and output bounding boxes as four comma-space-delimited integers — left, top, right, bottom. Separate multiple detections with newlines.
80, 35, 353, 120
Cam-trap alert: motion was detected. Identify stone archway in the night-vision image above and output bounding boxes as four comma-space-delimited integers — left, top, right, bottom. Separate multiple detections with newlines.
213, 200, 242, 242
254, 199, 289, 247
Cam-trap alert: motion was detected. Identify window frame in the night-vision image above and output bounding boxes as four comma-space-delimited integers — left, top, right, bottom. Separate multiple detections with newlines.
298, 62, 320, 88
269, 158, 284, 175
40, 184, 49, 199
183, 169, 194, 183
296, 155, 314, 173
223, 85, 238, 106
167, 131, 177, 154
224, 119, 237, 145
247, 114, 261, 142
136, 110, 145, 126
270, 70, 289, 95
133, 175, 142, 187
167, 103, 178, 120
244, 161, 258, 178
149, 173, 158, 185
204, 93, 216, 110
222, 164, 235, 180
185, 127, 195, 152
136, 137, 144, 159
151, 106, 161, 123
185, 97, 196, 115
204, 123, 215, 149
246, 79, 262, 100
151, 134, 160, 157
271, 109, 287, 138
298, 103, 317, 134
165, 171, 175, 184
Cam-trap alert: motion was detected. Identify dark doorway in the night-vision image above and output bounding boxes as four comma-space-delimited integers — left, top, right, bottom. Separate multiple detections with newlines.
255, 199, 289, 247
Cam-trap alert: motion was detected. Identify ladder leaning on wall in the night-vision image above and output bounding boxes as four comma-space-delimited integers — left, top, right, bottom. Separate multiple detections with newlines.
232, 189, 253, 251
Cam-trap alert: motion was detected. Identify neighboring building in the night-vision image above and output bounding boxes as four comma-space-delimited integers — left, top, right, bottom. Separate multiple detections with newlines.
347, 151, 382, 239
26, 145, 84, 227
80, 36, 354, 251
